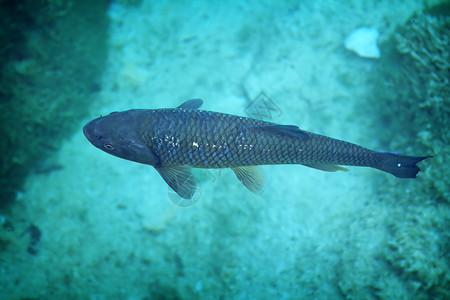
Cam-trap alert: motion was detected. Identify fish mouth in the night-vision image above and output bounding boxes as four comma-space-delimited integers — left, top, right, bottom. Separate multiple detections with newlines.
82, 121, 95, 142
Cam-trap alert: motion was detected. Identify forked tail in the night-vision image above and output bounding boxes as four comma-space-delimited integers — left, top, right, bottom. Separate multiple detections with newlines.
375, 152, 431, 178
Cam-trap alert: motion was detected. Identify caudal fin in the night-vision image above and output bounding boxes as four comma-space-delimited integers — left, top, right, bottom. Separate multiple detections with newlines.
376, 152, 431, 178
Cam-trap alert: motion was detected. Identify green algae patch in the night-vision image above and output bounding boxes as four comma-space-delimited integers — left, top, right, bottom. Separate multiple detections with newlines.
0, 0, 109, 206
370, 6, 449, 203
364, 3, 450, 299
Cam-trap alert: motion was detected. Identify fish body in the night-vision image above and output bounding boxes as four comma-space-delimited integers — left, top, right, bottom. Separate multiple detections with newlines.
83, 99, 429, 201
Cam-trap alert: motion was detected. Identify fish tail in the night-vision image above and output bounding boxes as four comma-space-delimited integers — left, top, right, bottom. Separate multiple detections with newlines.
375, 152, 431, 178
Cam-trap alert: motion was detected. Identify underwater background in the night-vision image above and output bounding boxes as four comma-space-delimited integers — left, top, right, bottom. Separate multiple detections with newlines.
0, 0, 449, 299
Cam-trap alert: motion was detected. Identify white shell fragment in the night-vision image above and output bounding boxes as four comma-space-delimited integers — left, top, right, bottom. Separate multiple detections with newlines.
344, 26, 380, 59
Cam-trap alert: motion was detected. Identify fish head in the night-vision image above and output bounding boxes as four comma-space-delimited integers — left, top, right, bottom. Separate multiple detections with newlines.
83, 110, 159, 166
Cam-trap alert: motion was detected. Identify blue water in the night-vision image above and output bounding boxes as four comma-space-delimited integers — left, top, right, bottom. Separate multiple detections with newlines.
1, 1, 447, 299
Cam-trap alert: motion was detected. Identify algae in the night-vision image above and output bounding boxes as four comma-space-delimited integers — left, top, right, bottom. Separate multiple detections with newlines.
369, 7, 449, 203
0, 0, 109, 207
364, 3, 450, 298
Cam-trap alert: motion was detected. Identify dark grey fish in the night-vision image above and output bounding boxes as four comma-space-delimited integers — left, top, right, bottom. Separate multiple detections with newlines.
83, 99, 430, 200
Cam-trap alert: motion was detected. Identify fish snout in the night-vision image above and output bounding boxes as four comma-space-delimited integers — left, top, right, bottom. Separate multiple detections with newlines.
83, 120, 97, 144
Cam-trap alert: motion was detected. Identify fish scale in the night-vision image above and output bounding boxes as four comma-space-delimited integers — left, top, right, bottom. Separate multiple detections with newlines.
141, 107, 399, 172
83, 99, 430, 202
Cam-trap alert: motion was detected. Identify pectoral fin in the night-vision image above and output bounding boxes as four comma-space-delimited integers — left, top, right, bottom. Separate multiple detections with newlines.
156, 166, 198, 199
232, 166, 264, 194
303, 163, 349, 172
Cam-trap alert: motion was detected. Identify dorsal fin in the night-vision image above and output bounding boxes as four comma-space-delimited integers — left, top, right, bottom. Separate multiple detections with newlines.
251, 124, 310, 140
177, 99, 203, 109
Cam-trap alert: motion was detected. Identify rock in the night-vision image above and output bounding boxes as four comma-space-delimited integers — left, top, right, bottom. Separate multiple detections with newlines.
344, 27, 380, 59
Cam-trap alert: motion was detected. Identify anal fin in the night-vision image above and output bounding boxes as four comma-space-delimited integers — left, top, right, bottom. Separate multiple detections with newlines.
232, 166, 264, 195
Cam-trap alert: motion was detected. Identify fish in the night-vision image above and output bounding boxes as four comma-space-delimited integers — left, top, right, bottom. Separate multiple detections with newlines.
83, 99, 430, 201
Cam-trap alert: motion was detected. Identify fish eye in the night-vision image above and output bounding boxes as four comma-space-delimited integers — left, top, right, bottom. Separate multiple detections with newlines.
104, 143, 115, 151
